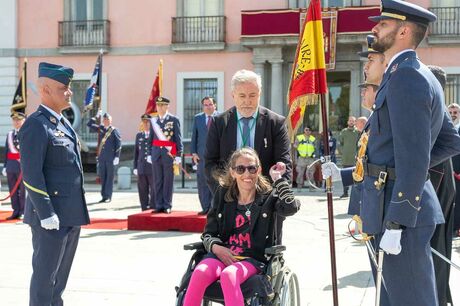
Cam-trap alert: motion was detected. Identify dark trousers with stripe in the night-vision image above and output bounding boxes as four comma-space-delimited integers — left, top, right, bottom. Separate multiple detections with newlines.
370, 225, 438, 306
7, 172, 25, 217
98, 160, 114, 199
29, 225, 81, 306
152, 156, 174, 210
138, 174, 155, 210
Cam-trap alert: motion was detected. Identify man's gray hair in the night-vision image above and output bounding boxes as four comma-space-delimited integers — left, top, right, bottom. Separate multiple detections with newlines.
448, 103, 460, 110
231, 69, 262, 92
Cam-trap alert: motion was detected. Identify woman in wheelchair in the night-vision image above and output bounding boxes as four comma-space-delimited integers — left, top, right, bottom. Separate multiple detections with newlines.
183, 148, 300, 306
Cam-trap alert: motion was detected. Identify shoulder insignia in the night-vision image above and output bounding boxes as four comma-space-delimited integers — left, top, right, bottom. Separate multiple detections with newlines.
50, 117, 57, 124
390, 63, 398, 73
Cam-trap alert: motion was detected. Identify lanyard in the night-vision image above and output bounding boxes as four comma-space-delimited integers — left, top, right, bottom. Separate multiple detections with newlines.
236, 111, 258, 148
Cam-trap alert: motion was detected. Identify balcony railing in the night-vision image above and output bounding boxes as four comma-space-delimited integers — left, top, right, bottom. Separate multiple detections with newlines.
59, 20, 110, 47
172, 16, 226, 44
429, 7, 460, 36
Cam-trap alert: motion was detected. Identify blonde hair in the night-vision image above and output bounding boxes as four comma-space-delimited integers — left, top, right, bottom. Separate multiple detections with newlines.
217, 148, 272, 202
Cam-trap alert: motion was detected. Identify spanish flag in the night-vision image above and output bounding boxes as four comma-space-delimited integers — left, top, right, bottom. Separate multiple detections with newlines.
145, 59, 163, 115
287, 0, 327, 142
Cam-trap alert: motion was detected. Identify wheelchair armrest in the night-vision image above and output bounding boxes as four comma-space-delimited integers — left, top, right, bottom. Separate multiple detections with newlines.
264, 245, 286, 255
183, 242, 205, 251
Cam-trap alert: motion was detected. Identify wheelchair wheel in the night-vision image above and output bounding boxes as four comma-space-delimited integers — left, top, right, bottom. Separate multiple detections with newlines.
279, 269, 300, 306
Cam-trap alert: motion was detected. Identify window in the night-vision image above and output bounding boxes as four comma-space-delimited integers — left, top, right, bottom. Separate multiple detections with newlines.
446, 75, 460, 106
61, 0, 108, 47
182, 0, 222, 17
182, 79, 218, 139
177, 72, 224, 141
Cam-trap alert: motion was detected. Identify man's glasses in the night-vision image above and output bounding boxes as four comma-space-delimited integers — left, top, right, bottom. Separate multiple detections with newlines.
232, 165, 259, 174
449, 111, 458, 115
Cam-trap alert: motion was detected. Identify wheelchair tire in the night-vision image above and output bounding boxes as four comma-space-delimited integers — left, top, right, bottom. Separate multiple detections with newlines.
279, 269, 300, 306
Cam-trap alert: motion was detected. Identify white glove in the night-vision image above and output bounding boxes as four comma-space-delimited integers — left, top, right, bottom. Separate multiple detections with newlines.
147, 156, 152, 164
2, 168, 6, 177
379, 229, 402, 255
40, 214, 60, 230
174, 157, 181, 164
133, 169, 138, 176
321, 162, 342, 182
113, 157, 119, 165
97, 109, 102, 118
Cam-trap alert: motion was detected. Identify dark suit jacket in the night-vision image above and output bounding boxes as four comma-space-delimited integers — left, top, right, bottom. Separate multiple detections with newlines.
201, 179, 300, 263
19, 105, 89, 227
191, 112, 211, 158
204, 106, 292, 193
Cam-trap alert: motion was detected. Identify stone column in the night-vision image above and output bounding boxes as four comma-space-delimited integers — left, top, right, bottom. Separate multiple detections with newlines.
0, 0, 18, 139
253, 61, 266, 106
269, 60, 284, 115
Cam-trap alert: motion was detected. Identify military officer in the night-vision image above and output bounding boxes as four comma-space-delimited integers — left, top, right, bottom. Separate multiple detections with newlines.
149, 96, 183, 214
323, 1, 460, 305
2, 111, 26, 220
134, 114, 155, 211
87, 112, 122, 203
19, 62, 90, 306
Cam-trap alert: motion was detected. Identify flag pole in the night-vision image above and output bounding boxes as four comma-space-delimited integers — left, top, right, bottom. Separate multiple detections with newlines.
96, 49, 104, 159
320, 92, 339, 306
159, 59, 163, 96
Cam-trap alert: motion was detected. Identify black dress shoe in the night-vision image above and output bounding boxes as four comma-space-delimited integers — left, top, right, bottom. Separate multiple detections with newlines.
197, 210, 208, 215
164, 208, 172, 214
151, 209, 161, 213
6, 215, 19, 220
98, 198, 107, 203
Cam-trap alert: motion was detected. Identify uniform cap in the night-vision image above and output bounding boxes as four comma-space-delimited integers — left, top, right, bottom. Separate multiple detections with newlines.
369, 0, 437, 26
38, 62, 74, 85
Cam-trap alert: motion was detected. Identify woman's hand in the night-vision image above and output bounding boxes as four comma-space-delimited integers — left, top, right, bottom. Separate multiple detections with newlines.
211, 244, 237, 266
269, 162, 286, 181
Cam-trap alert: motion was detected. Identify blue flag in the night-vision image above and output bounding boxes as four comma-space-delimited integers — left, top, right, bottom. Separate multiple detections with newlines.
84, 53, 102, 110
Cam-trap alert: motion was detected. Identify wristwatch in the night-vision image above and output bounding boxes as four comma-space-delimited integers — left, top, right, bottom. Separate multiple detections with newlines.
386, 221, 403, 230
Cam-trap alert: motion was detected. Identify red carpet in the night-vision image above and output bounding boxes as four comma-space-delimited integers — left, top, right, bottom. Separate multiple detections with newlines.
128, 210, 206, 233
83, 218, 127, 230
0, 211, 21, 223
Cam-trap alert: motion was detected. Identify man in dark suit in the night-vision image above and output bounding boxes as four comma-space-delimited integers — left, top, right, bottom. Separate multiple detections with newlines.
449, 103, 460, 239
205, 69, 292, 193
19, 62, 90, 306
2, 111, 26, 220
191, 97, 217, 215
149, 96, 183, 214
87, 112, 122, 203
133, 114, 155, 211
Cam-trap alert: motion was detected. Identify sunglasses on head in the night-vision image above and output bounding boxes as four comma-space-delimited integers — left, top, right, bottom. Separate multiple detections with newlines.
232, 165, 259, 174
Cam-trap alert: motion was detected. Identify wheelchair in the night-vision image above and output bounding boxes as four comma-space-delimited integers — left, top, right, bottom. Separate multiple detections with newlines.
175, 242, 300, 306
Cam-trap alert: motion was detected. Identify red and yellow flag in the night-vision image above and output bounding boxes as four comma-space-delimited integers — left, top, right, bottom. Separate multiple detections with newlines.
145, 59, 163, 115
287, 0, 327, 142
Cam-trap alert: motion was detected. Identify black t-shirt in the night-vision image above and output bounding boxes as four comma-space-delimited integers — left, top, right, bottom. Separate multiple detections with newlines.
225, 204, 253, 257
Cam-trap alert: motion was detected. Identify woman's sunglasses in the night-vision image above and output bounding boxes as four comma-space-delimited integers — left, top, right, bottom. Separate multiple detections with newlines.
232, 165, 259, 175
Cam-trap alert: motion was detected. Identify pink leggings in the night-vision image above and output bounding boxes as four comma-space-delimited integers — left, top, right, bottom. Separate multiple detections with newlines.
183, 257, 258, 306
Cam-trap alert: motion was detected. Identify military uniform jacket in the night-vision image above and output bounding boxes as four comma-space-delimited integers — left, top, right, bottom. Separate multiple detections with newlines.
19, 105, 90, 226
134, 132, 152, 175
204, 106, 292, 193
3, 129, 21, 173
359, 50, 458, 234
201, 179, 300, 263
149, 113, 183, 161
87, 118, 122, 162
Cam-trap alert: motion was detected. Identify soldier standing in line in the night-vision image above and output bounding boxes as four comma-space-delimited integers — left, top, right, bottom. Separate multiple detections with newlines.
87, 112, 122, 203
149, 96, 183, 214
133, 114, 155, 211
2, 111, 26, 220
